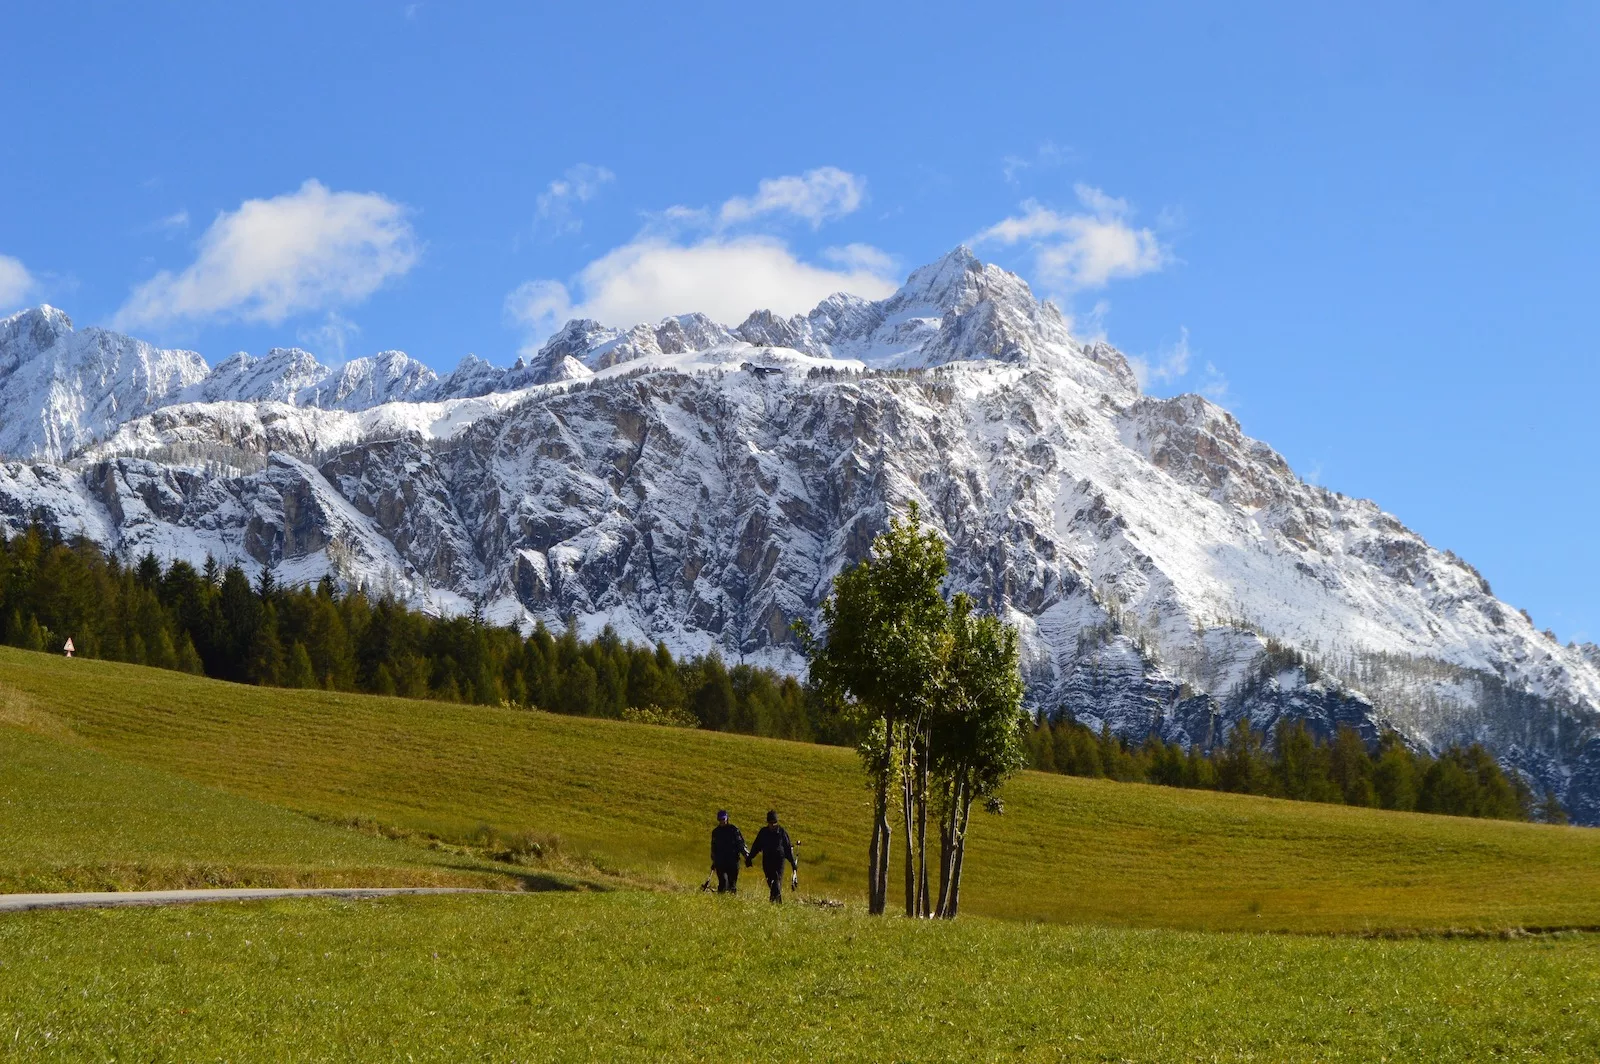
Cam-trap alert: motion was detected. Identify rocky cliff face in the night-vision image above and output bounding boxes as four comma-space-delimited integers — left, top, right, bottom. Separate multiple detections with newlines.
2, 248, 1597, 818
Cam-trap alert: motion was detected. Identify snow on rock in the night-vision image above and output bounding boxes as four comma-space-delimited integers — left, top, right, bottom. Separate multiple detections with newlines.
1, 250, 1598, 819
185, 347, 440, 410
0, 306, 210, 460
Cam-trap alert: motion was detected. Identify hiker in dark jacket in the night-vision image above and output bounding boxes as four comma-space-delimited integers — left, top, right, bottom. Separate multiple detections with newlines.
709, 809, 748, 894
746, 809, 798, 903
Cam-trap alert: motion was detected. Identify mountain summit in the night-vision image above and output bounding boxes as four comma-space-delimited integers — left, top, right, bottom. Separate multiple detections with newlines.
1, 250, 1597, 819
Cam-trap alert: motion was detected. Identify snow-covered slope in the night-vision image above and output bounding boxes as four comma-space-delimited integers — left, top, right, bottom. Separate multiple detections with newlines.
181, 348, 441, 411
0, 307, 209, 460
2, 248, 1597, 819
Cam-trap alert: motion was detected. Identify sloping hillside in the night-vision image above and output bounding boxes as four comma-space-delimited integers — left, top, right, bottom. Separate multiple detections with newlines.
4, 646, 1598, 932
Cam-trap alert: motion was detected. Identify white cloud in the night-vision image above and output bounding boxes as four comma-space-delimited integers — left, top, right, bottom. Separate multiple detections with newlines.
0, 254, 36, 310
507, 236, 898, 346
1197, 360, 1231, 404
114, 179, 418, 329
1127, 328, 1229, 403
508, 167, 893, 347
535, 163, 615, 235
977, 184, 1168, 292
823, 243, 897, 275
718, 167, 866, 229
133, 209, 190, 240
1129, 327, 1191, 389
505, 279, 579, 339
1002, 140, 1070, 185
297, 311, 362, 363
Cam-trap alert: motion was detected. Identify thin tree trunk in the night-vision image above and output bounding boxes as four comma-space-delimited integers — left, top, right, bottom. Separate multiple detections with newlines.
869, 772, 892, 915
921, 726, 934, 915
945, 793, 974, 919
934, 773, 961, 917
902, 726, 917, 917
867, 796, 883, 915
934, 815, 952, 916
876, 806, 891, 913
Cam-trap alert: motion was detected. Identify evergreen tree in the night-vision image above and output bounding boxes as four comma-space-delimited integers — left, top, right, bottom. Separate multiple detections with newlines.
1537, 789, 1570, 825
1273, 720, 1337, 802
1328, 726, 1377, 807
21, 615, 44, 652
1373, 733, 1419, 811
176, 634, 205, 675
1218, 720, 1271, 794
284, 643, 317, 689
247, 604, 285, 686
148, 625, 179, 671
689, 652, 736, 730
371, 663, 398, 697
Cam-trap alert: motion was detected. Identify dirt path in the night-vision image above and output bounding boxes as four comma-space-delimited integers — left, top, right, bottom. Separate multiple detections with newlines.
0, 887, 491, 913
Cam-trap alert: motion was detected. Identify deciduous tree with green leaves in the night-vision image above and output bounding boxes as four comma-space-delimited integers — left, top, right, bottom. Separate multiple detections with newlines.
799, 503, 1027, 918
931, 594, 1028, 918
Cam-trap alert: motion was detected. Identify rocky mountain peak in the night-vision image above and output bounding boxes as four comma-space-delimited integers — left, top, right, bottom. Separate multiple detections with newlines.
0, 304, 75, 355
0, 305, 209, 459
891, 244, 987, 313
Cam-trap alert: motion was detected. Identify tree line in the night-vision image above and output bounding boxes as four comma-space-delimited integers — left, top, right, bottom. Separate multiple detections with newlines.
0, 526, 819, 739
1026, 714, 1566, 823
0, 524, 1565, 833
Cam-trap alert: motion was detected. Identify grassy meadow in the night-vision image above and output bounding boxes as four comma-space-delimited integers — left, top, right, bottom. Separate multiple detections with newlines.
0, 725, 508, 893
3, 644, 1600, 931
3, 892, 1598, 1062
6, 644, 1600, 1059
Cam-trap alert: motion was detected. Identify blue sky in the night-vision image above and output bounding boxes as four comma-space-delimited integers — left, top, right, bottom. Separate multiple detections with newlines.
1, 2, 1596, 641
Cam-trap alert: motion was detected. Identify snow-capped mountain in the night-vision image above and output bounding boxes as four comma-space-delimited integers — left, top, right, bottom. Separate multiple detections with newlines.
0, 306, 209, 460
2, 248, 1598, 819
0, 308, 505, 460
180, 347, 441, 411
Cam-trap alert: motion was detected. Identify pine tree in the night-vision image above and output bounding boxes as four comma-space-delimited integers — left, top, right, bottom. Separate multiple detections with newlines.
176, 635, 205, 675
284, 643, 317, 689
688, 653, 735, 729
148, 626, 179, 671
247, 605, 285, 686
1373, 733, 1419, 811
1537, 789, 1570, 825
21, 615, 44, 652
1218, 720, 1270, 794
1328, 726, 1377, 807
1273, 720, 1336, 802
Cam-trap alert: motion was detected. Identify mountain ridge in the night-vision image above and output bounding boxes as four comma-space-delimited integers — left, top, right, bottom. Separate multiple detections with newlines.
2, 249, 1597, 820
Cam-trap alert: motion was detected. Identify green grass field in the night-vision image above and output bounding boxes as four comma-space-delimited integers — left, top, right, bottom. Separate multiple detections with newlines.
3, 892, 1598, 1062
4, 645, 1599, 932
0, 725, 503, 893
6, 645, 1600, 1059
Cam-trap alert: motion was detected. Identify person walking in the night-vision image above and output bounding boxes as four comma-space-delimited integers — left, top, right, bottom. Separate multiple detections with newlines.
709, 809, 748, 894
746, 809, 798, 903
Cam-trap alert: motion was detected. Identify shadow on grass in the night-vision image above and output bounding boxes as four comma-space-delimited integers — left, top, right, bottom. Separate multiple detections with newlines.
432, 858, 615, 894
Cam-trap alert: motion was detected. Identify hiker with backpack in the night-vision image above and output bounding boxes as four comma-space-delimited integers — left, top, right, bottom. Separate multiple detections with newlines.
746, 809, 799, 903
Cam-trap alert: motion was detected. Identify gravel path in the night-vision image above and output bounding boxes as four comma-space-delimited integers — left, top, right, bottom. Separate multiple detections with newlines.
0, 887, 490, 913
